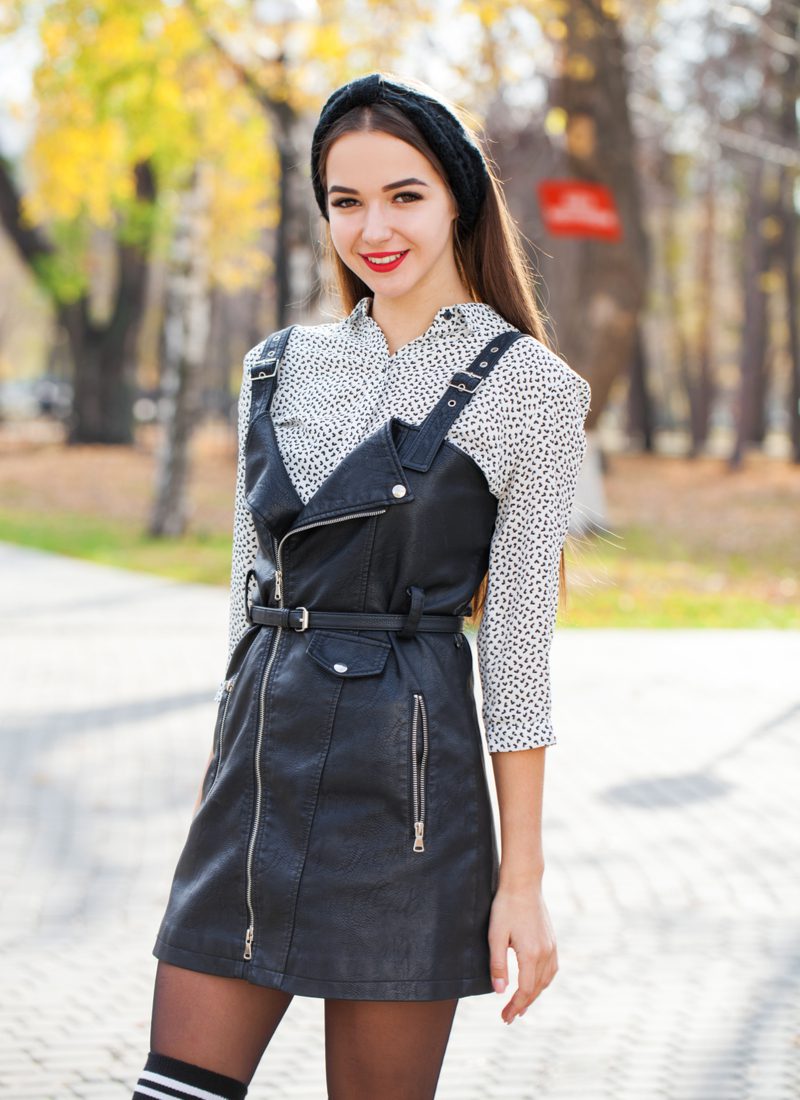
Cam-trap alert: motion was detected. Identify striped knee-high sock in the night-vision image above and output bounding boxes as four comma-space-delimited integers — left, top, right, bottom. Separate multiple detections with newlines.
132, 1051, 248, 1100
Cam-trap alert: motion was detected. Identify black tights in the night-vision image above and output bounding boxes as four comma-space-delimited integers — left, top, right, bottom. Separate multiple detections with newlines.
149, 960, 459, 1099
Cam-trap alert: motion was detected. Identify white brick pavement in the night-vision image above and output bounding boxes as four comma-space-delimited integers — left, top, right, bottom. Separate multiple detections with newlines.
1, 541, 798, 1099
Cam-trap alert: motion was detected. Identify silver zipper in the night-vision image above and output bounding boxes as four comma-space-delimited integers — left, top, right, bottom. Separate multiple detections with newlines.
243, 622, 282, 959
411, 692, 429, 852
243, 506, 388, 960
271, 535, 281, 601
273, 509, 387, 605
209, 675, 236, 791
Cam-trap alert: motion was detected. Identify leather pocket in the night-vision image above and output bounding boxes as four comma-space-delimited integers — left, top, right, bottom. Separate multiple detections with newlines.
410, 691, 429, 852
305, 630, 391, 678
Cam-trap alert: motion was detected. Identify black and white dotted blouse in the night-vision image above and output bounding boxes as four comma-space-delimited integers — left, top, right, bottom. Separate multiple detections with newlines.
215, 295, 591, 753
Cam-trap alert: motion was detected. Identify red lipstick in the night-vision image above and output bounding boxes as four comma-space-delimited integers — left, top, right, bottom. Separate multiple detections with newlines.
360, 250, 409, 273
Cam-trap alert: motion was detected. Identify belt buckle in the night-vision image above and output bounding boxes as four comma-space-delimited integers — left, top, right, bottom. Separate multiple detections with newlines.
291, 605, 309, 631
447, 375, 481, 394
251, 353, 280, 380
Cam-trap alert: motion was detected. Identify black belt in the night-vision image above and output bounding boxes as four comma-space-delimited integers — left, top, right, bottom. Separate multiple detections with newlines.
248, 604, 464, 634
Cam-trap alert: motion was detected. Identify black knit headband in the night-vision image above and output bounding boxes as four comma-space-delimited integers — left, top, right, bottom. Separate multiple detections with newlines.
310, 73, 490, 235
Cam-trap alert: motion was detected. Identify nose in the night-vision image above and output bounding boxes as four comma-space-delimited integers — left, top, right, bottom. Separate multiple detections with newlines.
360, 202, 394, 246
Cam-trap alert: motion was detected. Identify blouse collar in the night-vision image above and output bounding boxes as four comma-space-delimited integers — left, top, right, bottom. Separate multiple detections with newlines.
344, 295, 509, 343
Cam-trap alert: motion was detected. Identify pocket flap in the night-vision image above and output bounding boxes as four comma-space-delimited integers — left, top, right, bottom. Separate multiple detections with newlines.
306, 630, 391, 678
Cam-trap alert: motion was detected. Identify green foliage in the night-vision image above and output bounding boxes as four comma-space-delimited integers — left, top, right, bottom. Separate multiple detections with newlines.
1, 505, 796, 626
0, 506, 233, 586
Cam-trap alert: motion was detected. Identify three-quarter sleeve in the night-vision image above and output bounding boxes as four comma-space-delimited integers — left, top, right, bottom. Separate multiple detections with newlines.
475, 364, 591, 752
213, 348, 260, 703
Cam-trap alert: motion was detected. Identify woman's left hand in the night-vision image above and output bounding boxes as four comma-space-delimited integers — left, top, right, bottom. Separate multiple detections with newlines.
487, 882, 558, 1023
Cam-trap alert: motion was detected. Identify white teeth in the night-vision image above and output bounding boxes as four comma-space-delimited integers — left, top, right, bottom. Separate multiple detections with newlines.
366, 252, 405, 264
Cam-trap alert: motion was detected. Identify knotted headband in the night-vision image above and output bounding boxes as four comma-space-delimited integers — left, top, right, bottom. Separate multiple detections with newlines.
310, 73, 490, 235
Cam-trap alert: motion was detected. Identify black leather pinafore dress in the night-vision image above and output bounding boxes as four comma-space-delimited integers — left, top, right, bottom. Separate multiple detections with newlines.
153, 324, 525, 1000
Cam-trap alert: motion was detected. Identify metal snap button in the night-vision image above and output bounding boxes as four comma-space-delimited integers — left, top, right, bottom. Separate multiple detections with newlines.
333, 662, 348, 673
392, 484, 407, 498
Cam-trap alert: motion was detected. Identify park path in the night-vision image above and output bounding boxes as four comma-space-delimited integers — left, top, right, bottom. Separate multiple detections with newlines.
1, 541, 798, 1099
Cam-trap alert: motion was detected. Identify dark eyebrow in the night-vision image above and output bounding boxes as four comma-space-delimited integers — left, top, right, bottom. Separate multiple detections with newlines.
327, 178, 430, 196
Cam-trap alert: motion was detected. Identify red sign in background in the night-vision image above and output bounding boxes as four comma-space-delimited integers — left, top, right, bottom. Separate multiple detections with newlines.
537, 180, 622, 241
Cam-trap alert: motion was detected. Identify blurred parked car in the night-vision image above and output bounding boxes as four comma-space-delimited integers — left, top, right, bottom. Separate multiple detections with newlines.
34, 375, 73, 418
1, 378, 236, 426
0, 376, 73, 420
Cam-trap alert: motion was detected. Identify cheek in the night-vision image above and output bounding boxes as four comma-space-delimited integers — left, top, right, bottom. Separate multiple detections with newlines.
419, 214, 455, 257
329, 217, 357, 256
410, 204, 453, 245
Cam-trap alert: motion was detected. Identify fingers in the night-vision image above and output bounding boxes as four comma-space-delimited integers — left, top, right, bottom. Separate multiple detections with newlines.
488, 893, 559, 1023
502, 946, 557, 1024
489, 930, 509, 995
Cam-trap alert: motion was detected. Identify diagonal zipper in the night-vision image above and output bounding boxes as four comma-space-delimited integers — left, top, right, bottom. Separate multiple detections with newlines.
272, 509, 387, 604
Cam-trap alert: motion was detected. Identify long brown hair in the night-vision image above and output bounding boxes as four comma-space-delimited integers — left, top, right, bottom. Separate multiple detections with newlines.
315, 72, 571, 625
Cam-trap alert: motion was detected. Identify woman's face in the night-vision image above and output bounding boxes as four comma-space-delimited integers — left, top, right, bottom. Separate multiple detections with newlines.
324, 130, 460, 302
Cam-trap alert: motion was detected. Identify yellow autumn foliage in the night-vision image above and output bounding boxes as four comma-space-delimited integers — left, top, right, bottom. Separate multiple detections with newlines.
19, 0, 278, 297
7, 0, 542, 301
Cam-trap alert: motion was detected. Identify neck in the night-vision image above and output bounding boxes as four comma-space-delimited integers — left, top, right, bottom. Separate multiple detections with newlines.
368, 282, 476, 355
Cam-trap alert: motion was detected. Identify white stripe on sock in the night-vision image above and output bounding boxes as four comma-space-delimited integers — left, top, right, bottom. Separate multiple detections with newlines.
139, 1069, 230, 1100
135, 1085, 190, 1100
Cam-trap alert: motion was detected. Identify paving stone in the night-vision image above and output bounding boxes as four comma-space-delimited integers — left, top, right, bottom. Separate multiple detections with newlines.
2, 544, 799, 1100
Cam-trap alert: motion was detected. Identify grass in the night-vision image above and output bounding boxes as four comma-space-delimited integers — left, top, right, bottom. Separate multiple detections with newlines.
560, 523, 799, 628
0, 507, 233, 587
1, 424, 798, 628
2, 507, 797, 629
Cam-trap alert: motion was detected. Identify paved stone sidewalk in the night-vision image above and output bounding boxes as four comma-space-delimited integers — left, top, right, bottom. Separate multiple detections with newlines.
1, 541, 798, 1099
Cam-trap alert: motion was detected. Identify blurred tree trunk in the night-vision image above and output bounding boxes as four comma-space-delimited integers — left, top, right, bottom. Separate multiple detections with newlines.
750, 167, 785, 446
182, 17, 316, 329
0, 158, 155, 444
660, 152, 694, 452
510, 7, 647, 537
627, 323, 654, 452
781, 168, 799, 463
692, 157, 716, 455
731, 157, 768, 469
484, 9, 644, 537
148, 165, 212, 537
274, 106, 321, 326
777, 4, 799, 462
663, 149, 717, 460
547, 6, 649, 430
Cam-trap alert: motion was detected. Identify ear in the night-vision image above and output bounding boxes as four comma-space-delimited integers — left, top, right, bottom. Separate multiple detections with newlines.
444, 185, 459, 224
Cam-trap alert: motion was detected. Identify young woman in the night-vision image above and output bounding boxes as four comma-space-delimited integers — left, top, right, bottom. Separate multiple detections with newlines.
133, 71, 591, 1100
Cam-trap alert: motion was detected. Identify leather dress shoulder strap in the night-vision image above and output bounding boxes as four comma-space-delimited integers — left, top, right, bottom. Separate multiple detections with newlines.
399, 329, 526, 473
247, 324, 297, 421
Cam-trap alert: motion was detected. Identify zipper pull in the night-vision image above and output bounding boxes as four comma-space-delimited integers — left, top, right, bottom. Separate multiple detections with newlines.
225, 677, 235, 692
413, 821, 425, 852
244, 925, 254, 959
274, 569, 282, 601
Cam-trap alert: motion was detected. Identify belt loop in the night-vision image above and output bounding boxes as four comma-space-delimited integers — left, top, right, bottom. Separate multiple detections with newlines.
398, 585, 425, 638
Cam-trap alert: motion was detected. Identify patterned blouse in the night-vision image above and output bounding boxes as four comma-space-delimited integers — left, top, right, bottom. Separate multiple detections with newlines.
215, 295, 591, 753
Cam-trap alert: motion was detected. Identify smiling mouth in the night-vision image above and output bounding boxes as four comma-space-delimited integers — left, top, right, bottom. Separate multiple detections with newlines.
360, 250, 409, 270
